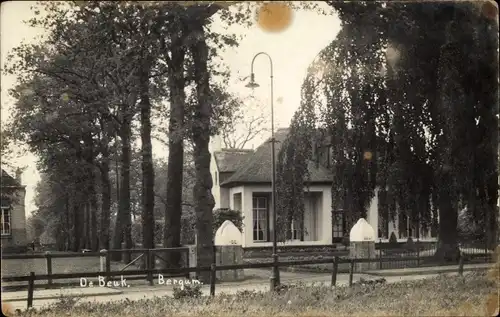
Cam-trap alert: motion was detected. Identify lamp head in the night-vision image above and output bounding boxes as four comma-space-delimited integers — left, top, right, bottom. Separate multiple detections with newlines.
245, 73, 260, 89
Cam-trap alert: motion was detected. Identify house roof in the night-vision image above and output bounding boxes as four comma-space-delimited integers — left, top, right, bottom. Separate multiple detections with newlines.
1, 169, 22, 187
214, 149, 254, 172
220, 128, 333, 187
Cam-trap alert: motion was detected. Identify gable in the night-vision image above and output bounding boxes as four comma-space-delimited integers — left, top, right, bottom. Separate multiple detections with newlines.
1, 169, 21, 188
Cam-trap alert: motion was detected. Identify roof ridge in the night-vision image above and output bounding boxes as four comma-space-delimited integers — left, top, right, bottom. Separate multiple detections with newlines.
216, 148, 254, 153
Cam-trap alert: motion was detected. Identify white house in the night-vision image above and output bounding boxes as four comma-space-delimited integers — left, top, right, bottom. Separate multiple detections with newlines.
210, 128, 437, 248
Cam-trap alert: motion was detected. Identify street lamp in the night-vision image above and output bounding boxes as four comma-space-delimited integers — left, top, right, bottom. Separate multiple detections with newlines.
245, 52, 280, 289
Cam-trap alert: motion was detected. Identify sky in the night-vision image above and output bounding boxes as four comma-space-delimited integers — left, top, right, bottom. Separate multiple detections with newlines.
0, 1, 341, 217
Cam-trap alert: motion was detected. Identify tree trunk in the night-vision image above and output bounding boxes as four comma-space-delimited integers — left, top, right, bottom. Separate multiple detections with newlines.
89, 170, 99, 251
99, 160, 112, 250
163, 26, 186, 268
433, 18, 462, 262
112, 115, 133, 261
190, 22, 215, 283
82, 133, 100, 251
74, 192, 84, 252
84, 203, 91, 249
140, 69, 156, 251
65, 194, 71, 251
78, 191, 87, 251
98, 122, 112, 250
435, 171, 460, 262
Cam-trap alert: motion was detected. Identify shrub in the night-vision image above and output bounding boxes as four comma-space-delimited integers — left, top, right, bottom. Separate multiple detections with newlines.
457, 207, 486, 242
53, 295, 81, 311
212, 208, 244, 237
388, 232, 398, 246
132, 208, 245, 246
172, 283, 203, 299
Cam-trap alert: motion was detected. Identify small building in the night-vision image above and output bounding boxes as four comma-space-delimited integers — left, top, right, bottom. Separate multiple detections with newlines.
210, 128, 334, 248
1, 169, 28, 253
210, 128, 437, 248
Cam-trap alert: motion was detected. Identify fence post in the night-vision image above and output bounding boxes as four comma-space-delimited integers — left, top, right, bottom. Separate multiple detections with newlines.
349, 259, 354, 287
185, 248, 190, 279
378, 238, 382, 270
27, 271, 35, 309
105, 249, 111, 282
484, 239, 488, 263
416, 237, 420, 267
210, 263, 216, 296
100, 249, 106, 272
147, 250, 153, 286
331, 256, 338, 287
45, 251, 52, 286
458, 251, 464, 276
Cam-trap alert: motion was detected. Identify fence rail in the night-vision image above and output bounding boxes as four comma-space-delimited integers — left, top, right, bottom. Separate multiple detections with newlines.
2, 249, 493, 309
2, 247, 191, 288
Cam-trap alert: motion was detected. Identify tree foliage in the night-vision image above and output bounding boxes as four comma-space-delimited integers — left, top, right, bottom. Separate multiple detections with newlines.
277, 1, 498, 258
5, 1, 308, 264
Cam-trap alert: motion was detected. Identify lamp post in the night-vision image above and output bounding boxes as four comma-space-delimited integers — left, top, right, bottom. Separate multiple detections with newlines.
245, 52, 280, 289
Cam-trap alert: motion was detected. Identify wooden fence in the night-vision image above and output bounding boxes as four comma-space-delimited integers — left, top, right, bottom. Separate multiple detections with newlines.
1, 247, 190, 288
2, 251, 492, 309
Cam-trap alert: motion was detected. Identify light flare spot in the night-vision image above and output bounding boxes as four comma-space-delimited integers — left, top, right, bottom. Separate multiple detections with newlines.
485, 292, 499, 316
482, 1, 498, 20
256, 3, 294, 33
1, 303, 14, 316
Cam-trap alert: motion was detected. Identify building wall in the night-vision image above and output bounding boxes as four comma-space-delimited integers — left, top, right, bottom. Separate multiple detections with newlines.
233, 184, 332, 248
1, 188, 28, 250
225, 182, 437, 247
229, 186, 247, 245
366, 188, 437, 242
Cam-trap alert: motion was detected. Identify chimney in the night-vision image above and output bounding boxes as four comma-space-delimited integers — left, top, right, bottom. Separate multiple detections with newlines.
210, 135, 222, 152
15, 168, 22, 184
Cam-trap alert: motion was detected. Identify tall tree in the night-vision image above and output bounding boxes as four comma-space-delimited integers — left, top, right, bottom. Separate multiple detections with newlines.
277, 1, 498, 260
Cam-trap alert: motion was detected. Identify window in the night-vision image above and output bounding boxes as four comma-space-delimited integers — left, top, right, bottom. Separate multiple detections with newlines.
1, 207, 11, 236
253, 196, 268, 242
291, 220, 301, 240
332, 209, 346, 242
398, 214, 419, 239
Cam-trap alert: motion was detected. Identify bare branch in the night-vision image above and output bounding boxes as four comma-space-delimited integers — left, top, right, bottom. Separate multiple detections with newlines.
220, 101, 269, 149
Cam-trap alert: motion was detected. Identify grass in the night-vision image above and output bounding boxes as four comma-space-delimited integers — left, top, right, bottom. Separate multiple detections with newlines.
1, 256, 143, 289
2, 270, 498, 317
